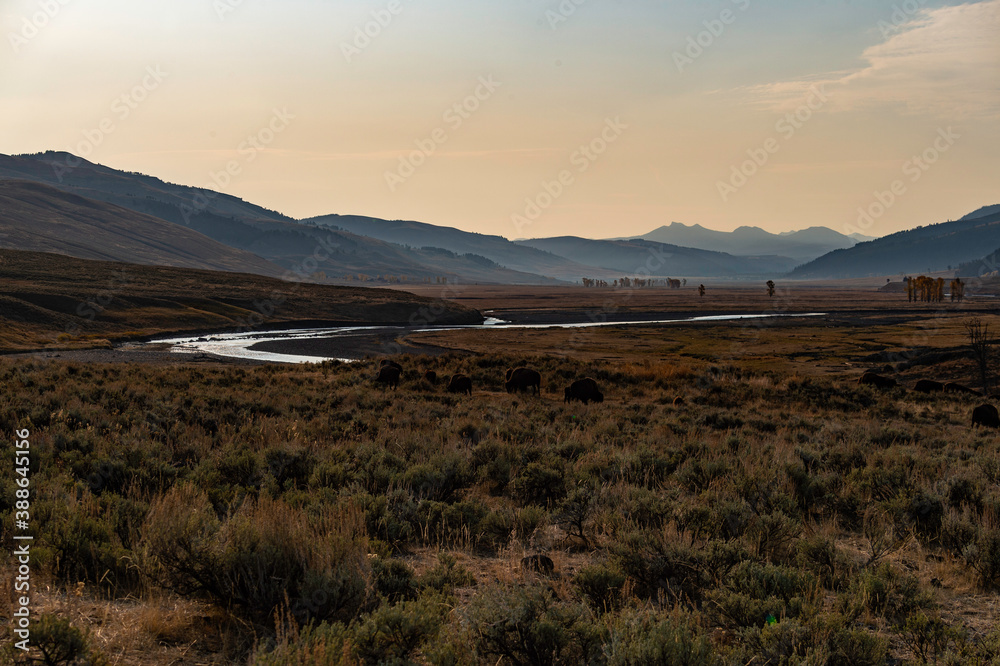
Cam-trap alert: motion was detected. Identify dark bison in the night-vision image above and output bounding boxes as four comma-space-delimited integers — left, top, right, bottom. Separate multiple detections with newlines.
673, 396, 686, 407
506, 367, 541, 394
972, 404, 1000, 428
564, 377, 603, 404
380, 359, 403, 371
375, 365, 400, 389
423, 370, 438, 384
946, 382, 982, 396
858, 372, 897, 389
913, 379, 944, 393
521, 554, 554, 574
447, 374, 472, 395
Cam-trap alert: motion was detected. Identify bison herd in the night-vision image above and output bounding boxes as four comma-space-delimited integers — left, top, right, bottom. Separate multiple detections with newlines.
374, 359, 606, 404
857, 371, 998, 429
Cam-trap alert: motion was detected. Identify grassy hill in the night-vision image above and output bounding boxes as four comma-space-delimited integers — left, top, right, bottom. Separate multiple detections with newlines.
0, 180, 285, 276
789, 209, 1000, 278
0, 152, 565, 284
0, 249, 482, 351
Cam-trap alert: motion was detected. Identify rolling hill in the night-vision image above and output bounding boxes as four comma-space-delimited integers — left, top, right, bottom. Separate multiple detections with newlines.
0, 248, 481, 351
635, 222, 866, 264
0, 152, 563, 284
789, 209, 1000, 279
305, 214, 616, 282
514, 236, 796, 277
0, 180, 285, 276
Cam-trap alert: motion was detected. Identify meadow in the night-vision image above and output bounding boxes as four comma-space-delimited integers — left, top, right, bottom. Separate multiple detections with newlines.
2, 310, 1000, 664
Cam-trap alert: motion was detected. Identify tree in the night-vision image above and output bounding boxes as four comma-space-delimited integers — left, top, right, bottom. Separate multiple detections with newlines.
766, 280, 776, 298
966, 317, 992, 393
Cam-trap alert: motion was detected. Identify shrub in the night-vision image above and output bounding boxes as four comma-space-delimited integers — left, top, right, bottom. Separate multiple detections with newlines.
846, 563, 934, 622
141, 484, 370, 625
419, 552, 476, 593
353, 594, 447, 665
575, 562, 626, 613
251, 620, 351, 666
604, 609, 715, 666
465, 584, 604, 666
371, 557, 418, 603
708, 561, 818, 628
963, 528, 1000, 589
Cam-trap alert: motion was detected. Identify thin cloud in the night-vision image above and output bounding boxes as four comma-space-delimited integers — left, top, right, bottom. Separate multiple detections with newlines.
738, 0, 1000, 119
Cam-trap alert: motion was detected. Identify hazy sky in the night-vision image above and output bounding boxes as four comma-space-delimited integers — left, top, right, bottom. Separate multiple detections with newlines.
2, 0, 998, 240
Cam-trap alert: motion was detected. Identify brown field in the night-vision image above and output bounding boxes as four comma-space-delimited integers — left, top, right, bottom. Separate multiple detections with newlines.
4, 282, 1000, 665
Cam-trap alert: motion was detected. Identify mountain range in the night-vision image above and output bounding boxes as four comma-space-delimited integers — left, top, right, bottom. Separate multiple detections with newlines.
0, 151, 996, 284
630, 222, 873, 265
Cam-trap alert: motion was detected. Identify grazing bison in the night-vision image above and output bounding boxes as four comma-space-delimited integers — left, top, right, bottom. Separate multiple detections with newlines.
447, 373, 472, 395
380, 359, 403, 371
564, 377, 604, 404
972, 404, 1000, 428
946, 382, 982, 396
858, 372, 897, 389
914, 379, 944, 393
506, 367, 541, 395
423, 370, 438, 384
521, 554, 554, 574
375, 365, 400, 390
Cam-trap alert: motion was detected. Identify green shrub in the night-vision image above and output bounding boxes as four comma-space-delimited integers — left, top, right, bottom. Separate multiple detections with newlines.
846, 563, 934, 622
605, 609, 715, 666
419, 553, 476, 593
353, 594, 447, 665
575, 562, 626, 613
963, 528, 1000, 589
251, 621, 351, 666
708, 561, 818, 628
465, 584, 604, 666
372, 557, 418, 603
141, 484, 370, 625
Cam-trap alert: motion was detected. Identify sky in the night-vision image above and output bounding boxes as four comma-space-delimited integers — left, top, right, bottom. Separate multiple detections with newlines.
2, 0, 998, 240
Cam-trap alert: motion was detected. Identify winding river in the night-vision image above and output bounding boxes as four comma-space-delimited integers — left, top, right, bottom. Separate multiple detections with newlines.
151, 312, 827, 364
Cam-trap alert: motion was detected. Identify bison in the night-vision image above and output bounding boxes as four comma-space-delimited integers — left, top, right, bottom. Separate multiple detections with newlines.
673, 396, 686, 407
913, 379, 944, 393
972, 404, 1000, 428
380, 359, 403, 371
945, 382, 982, 396
521, 554, 554, 574
375, 365, 400, 389
423, 370, 438, 384
858, 372, 897, 390
564, 377, 603, 404
505, 367, 541, 395
447, 373, 472, 395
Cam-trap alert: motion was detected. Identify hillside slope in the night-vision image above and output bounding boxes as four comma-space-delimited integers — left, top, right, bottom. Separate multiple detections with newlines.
790, 210, 1000, 278
515, 236, 795, 277
306, 214, 614, 281
0, 153, 564, 284
0, 249, 482, 351
0, 180, 285, 276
